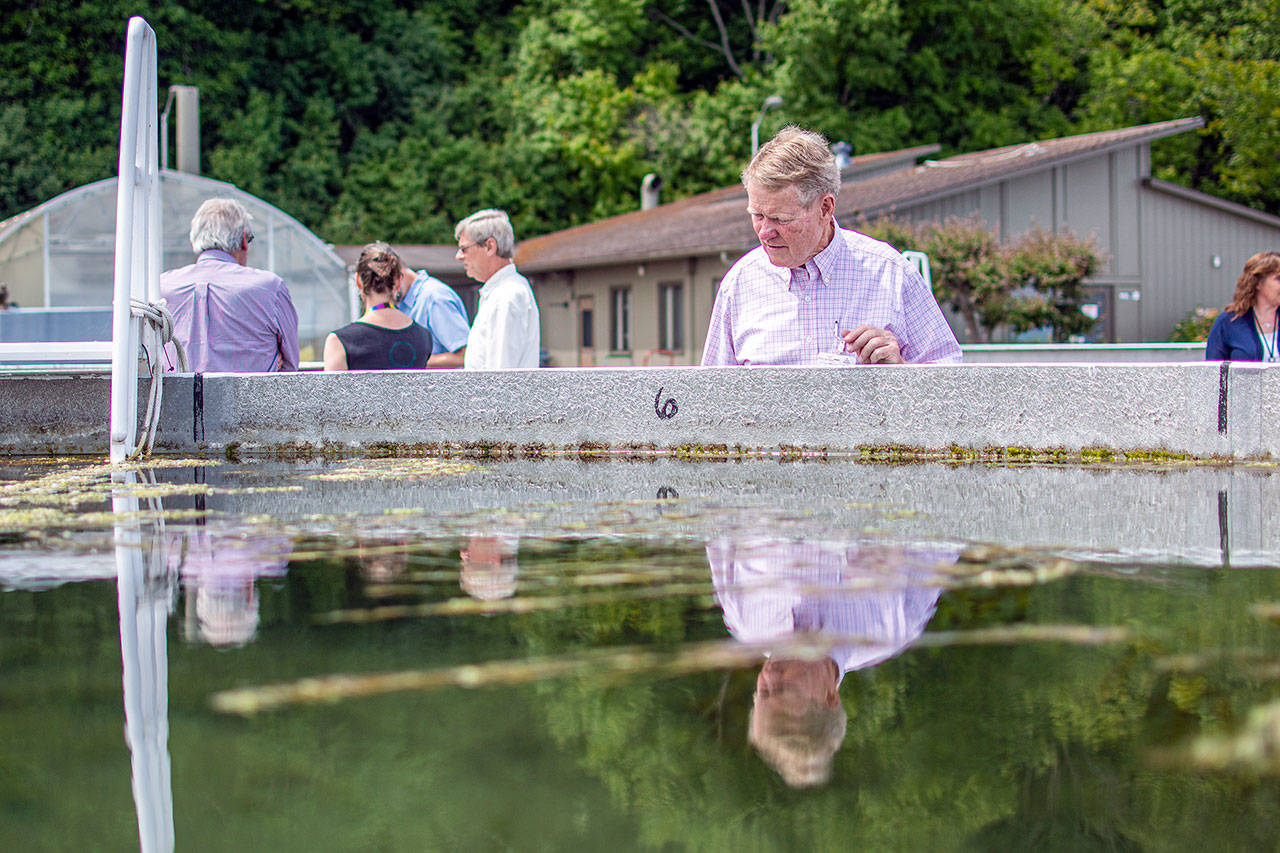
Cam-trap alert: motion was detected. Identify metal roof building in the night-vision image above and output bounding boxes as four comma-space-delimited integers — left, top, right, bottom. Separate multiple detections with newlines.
512, 118, 1280, 365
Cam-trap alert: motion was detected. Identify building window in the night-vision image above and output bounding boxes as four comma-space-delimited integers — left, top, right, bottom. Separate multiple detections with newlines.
610, 287, 631, 351
580, 307, 594, 349
658, 282, 683, 351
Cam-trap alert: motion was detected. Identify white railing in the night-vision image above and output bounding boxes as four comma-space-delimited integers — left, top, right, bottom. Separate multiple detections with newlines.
901, 250, 932, 288
109, 17, 163, 463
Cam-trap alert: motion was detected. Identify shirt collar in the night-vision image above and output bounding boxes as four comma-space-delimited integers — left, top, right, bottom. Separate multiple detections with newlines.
808, 221, 843, 286
198, 248, 238, 264
480, 261, 516, 295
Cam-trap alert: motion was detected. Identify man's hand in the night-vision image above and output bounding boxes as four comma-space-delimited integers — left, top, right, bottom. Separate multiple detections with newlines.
842, 324, 904, 364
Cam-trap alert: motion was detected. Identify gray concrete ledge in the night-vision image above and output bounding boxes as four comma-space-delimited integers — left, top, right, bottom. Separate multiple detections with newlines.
0, 363, 1275, 460
182, 458, 1276, 568
960, 342, 1205, 363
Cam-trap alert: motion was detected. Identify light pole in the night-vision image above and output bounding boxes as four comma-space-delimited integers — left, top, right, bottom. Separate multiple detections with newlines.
751, 95, 783, 158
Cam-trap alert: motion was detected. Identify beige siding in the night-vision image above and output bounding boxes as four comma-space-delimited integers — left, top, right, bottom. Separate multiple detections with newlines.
1140, 188, 1280, 340
1004, 171, 1056, 237
533, 256, 732, 365
1063, 158, 1112, 268
535, 272, 575, 367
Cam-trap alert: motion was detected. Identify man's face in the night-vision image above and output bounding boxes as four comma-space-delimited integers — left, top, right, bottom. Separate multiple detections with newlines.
745, 181, 835, 270
456, 235, 496, 283
754, 657, 840, 709
397, 267, 417, 301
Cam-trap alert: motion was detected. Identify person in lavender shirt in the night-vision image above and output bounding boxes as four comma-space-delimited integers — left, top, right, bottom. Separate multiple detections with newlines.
702, 126, 961, 366
708, 537, 950, 787
160, 198, 299, 372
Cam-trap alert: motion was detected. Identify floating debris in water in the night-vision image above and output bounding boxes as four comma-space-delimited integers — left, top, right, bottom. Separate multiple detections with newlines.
943, 544, 1080, 587
1151, 699, 1280, 776
314, 582, 717, 624
209, 638, 768, 715
306, 458, 480, 482
209, 621, 1129, 716
914, 623, 1129, 648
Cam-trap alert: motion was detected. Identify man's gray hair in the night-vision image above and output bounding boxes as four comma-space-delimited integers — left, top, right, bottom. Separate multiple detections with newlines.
189, 198, 254, 255
455, 209, 516, 258
741, 125, 841, 207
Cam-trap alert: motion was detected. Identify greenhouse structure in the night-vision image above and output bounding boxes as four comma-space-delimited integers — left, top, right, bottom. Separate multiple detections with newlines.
0, 170, 350, 362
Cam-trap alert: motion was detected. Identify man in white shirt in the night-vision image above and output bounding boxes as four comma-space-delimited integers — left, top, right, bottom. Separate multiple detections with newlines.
454, 209, 541, 369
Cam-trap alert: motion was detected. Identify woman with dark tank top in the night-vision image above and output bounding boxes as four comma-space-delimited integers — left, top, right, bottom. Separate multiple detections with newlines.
323, 242, 434, 370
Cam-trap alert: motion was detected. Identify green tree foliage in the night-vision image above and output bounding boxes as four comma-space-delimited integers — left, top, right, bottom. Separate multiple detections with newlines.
1077, 0, 1280, 214
1, 0, 1277, 242
1008, 226, 1104, 342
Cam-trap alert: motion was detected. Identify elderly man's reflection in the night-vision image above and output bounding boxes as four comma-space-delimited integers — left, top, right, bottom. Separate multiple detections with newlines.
459, 535, 519, 600
166, 528, 291, 647
709, 537, 951, 788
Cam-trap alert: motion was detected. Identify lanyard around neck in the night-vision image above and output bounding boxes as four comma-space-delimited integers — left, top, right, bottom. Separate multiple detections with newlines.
1254, 309, 1278, 362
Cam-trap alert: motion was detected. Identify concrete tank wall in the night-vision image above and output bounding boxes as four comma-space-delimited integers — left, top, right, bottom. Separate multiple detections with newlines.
0, 363, 1275, 460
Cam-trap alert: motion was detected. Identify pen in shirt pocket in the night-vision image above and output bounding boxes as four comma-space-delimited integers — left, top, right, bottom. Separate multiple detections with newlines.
833, 319, 850, 353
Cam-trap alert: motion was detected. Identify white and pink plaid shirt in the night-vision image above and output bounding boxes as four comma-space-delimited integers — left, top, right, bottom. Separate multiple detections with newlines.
701, 227, 962, 365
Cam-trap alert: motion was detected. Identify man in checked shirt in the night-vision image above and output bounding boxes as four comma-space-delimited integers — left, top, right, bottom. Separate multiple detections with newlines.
701, 126, 962, 366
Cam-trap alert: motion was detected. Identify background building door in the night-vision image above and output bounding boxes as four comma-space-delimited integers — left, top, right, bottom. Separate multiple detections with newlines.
577, 295, 595, 366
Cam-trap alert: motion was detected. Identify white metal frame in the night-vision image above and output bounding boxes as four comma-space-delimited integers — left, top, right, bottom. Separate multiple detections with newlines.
902, 250, 932, 288
109, 17, 162, 463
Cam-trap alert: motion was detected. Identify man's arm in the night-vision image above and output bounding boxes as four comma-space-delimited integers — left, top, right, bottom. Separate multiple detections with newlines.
275, 283, 301, 371
403, 276, 471, 368
427, 347, 466, 368
842, 261, 960, 364
487, 293, 535, 369
700, 281, 737, 366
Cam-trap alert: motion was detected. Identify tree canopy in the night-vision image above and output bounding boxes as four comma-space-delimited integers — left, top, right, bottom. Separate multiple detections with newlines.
2, 0, 1277, 243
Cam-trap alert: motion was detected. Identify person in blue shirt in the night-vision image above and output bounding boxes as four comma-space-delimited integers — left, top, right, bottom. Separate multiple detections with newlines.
396, 263, 471, 368
1206, 250, 1280, 362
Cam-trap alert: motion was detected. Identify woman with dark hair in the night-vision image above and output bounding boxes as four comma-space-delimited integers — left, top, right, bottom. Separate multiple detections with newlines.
1205, 251, 1280, 361
324, 242, 433, 370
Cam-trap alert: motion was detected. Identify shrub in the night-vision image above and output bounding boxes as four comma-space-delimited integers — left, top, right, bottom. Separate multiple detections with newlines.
1169, 305, 1221, 342
860, 215, 1105, 343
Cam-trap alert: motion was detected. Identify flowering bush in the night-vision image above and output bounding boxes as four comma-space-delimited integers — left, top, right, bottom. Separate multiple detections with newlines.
1168, 306, 1221, 342
859, 215, 1104, 343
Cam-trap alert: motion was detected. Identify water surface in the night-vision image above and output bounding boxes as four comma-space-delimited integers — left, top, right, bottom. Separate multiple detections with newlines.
3, 456, 1279, 850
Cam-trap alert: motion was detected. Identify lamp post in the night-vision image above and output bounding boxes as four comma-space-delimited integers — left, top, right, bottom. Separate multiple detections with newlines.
750, 95, 783, 158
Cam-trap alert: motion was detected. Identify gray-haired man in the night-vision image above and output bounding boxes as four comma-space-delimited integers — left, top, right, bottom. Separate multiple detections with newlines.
454, 208, 540, 369
160, 197, 299, 372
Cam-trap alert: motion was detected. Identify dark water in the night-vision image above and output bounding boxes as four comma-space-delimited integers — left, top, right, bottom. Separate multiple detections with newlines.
3, 456, 1280, 851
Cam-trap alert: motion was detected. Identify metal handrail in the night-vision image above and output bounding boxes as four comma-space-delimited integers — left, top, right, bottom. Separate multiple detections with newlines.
109, 17, 161, 463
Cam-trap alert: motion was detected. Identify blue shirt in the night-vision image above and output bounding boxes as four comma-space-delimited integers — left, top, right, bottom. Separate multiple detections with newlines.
1205, 308, 1278, 361
399, 272, 471, 355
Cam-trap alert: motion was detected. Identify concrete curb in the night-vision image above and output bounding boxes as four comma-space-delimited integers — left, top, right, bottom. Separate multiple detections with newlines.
0, 363, 1274, 460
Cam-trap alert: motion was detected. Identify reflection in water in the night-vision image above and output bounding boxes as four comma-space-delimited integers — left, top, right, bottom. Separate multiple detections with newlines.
114, 468, 293, 851
356, 536, 411, 585
460, 535, 520, 601
9, 457, 1280, 846
709, 537, 953, 787
167, 528, 290, 647
112, 470, 175, 853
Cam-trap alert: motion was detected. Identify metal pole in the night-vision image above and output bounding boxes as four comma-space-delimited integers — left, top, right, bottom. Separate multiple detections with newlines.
750, 95, 783, 158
